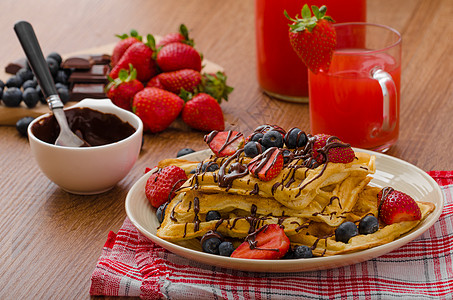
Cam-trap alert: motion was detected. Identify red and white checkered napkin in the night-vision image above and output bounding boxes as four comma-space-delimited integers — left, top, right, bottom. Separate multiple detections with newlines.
90, 171, 453, 300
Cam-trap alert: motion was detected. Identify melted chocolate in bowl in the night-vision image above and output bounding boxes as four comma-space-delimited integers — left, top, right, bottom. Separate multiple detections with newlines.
31, 107, 136, 147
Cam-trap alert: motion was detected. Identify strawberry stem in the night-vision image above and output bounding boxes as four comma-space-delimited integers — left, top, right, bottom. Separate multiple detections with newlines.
285, 4, 335, 33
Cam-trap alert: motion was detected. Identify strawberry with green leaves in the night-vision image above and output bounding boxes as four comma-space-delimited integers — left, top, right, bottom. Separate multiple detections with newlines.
145, 165, 188, 208
156, 42, 202, 72
378, 188, 422, 225
106, 64, 144, 111
156, 24, 194, 49
204, 130, 245, 157
109, 34, 158, 83
147, 69, 202, 95
182, 93, 225, 131
312, 134, 355, 164
111, 29, 142, 67
199, 71, 234, 103
132, 87, 184, 133
247, 147, 284, 181
286, 4, 336, 74
231, 224, 290, 260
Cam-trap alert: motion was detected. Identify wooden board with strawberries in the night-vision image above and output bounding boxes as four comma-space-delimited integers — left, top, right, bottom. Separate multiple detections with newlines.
0, 41, 223, 126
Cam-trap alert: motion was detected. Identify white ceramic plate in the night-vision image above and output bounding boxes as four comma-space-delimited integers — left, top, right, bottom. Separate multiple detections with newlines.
125, 149, 444, 272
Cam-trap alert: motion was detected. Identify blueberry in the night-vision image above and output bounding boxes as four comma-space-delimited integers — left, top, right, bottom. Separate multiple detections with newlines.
282, 149, 292, 164
0, 79, 4, 89
35, 85, 46, 104
54, 70, 69, 84
46, 57, 59, 77
189, 168, 196, 174
358, 215, 379, 235
57, 87, 70, 104
16, 67, 34, 82
6, 76, 23, 88
244, 141, 264, 157
335, 221, 358, 243
202, 161, 219, 172
47, 52, 62, 66
2, 87, 22, 107
249, 132, 264, 143
293, 245, 313, 258
23, 87, 40, 108
177, 148, 196, 157
284, 128, 308, 149
22, 79, 37, 90
219, 241, 235, 257
201, 236, 222, 254
261, 130, 284, 148
156, 203, 167, 224
15, 116, 34, 137
0, 87, 3, 99
206, 210, 221, 221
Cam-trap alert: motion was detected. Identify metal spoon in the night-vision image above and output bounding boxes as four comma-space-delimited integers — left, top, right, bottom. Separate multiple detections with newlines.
14, 21, 87, 147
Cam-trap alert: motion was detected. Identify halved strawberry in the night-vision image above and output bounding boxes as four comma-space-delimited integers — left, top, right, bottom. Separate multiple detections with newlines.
145, 165, 188, 208
204, 130, 244, 157
231, 224, 290, 260
312, 134, 355, 164
378, 188, 421, 225
247, 147, 283, 181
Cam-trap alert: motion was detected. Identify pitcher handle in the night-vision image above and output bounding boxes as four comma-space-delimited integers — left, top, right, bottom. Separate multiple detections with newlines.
371, 68, 398, 133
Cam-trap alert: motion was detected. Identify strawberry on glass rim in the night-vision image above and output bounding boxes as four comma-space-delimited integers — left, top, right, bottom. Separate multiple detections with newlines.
285, 4, 336, 74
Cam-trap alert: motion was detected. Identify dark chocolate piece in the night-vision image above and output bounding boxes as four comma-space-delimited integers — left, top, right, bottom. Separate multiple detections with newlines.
69, 83, 106, 101
62, 55, 94, 69
68, 65, 109, 84
5, 57, 28, 74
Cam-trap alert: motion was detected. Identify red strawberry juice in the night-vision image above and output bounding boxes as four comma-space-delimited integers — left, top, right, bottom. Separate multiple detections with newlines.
255, 0, 366, 102
309, 50, 401, 150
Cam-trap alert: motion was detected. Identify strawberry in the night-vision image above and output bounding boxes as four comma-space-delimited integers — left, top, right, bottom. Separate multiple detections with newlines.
204, 130, 245, 157
109, 34, 158, 83
286, 4, 336, 74
145, 165, 188, 208
182, 93, 225, 131
378, 188, 421, 225
156, 24, 194, 48
106, 64, 144, 111
198, 71, 234, 103
247, 147, 284, 181
150, 69, 202, 95
111, 29, 142, 67
132, 87, 184, 133
312, 134, 355, 164
146, 75, 165, 90
231, 224, 290, 260
156, 42, 202, 72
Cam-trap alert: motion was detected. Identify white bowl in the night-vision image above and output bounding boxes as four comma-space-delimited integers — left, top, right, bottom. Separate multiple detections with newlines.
28, 98, 143, 195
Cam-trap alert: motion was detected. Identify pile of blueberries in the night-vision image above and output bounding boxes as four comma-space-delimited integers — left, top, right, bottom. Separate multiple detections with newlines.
1, 52, 71, 109
244, 127, 308, 159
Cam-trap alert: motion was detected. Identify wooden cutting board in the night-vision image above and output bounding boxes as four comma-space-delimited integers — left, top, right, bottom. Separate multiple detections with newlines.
0, 43, 223, 126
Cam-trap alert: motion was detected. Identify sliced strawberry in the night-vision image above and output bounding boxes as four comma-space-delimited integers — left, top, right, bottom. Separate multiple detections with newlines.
312, 134, 355, 164
247, 147, 283, 181
145, 165, 188, 208
204, 130, 244, 157
231, 224, 290, 260
378, 188, 421, 225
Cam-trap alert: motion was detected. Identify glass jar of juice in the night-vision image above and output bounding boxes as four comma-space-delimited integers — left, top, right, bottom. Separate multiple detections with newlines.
255, 0, 367, 102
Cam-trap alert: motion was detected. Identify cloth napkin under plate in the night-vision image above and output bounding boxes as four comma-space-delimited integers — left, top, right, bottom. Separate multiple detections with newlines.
90, 171, 453, 299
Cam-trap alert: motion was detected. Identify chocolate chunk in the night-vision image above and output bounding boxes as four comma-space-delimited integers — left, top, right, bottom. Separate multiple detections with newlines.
69, 83, 106, 101
62, 54, 111, 69
62, 55, 94, 69
5, 57, 28, 74
68, 65, 110, 84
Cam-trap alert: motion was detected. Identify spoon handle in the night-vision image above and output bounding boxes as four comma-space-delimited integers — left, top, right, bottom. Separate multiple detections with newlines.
14, 20, 62, 109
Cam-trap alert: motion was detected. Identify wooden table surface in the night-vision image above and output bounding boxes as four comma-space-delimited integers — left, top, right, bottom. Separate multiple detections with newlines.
0, 0, 452, 299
